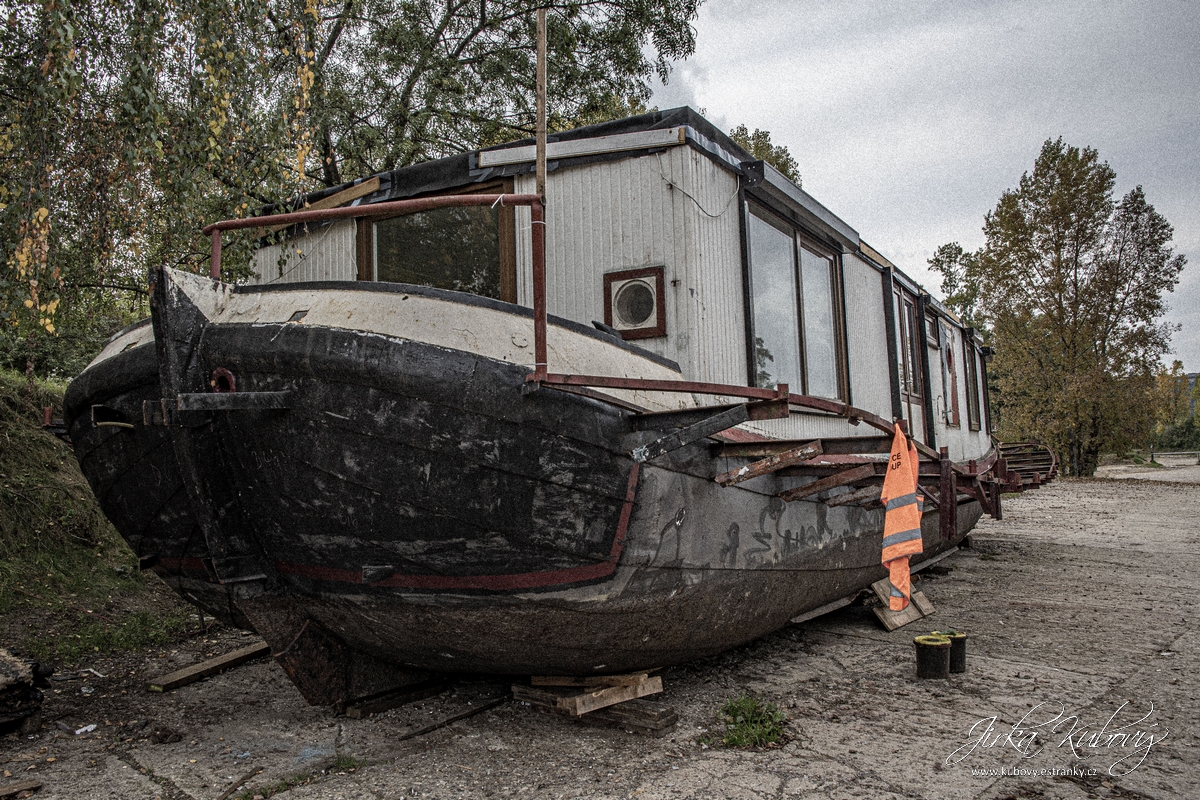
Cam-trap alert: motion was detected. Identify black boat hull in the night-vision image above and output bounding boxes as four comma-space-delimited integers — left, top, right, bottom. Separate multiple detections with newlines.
64, 268, 982, 702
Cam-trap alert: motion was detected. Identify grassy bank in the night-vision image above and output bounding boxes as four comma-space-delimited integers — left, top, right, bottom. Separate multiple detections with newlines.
0, 369, 193, 665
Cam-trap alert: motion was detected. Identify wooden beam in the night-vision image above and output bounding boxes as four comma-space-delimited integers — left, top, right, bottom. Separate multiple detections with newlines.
147, 642, 270, 693
512, 675, 663, 717
344, 679, 448, 719
714, 441, 823, 486
632, 406, 751, 463
789, 593, 857, 625
779, 464, 876, 502
823, 484, 882, 507
266, 176, 380, 233
940, 447, 957, 540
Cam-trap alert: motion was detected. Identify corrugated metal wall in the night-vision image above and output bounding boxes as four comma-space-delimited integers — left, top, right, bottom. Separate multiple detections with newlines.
513, 148, 746, 386
247, 219, 357, 285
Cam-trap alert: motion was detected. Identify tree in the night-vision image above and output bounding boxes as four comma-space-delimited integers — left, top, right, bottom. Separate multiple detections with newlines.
1, 0, 703, 377
306, 0, 700, 182
729, 124, 800, 185
931, 139, 1186, 476
1154, 360, 1191, 431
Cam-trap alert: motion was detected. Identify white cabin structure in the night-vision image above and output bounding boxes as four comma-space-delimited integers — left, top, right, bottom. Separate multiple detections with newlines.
248, 108, 991, 460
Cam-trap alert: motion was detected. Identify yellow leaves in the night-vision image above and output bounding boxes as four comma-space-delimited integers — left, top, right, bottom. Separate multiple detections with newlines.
23, 299, 34, 309
34, 207, 49, 224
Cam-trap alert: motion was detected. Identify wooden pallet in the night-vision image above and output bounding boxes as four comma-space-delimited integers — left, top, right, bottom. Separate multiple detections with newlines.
513, 671, 674, 732
870, 578, 935, 631
514, 674, 662, 716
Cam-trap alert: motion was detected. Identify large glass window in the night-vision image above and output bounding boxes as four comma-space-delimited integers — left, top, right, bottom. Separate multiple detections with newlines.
375, 205, 502, 298
799, 247, 838, 399
747, 212, 802, 391
746, 204, 846, 399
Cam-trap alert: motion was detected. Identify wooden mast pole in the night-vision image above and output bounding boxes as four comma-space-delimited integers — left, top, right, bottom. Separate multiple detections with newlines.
535, 7, 547, 201
531, 6, 549, 380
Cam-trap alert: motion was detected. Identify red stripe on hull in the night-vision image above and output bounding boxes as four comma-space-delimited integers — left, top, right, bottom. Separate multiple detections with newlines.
273, 463, 642, 591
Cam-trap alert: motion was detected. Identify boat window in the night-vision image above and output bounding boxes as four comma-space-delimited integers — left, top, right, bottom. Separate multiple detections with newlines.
938, 320, 960, 427
799, 246, 839, 400
362, 181, 516, 302
375, 205, 502, 298
897, 296, 921, 398
964, 338, 982, 430
745, 203, 847, 399
747, 210, 802, 391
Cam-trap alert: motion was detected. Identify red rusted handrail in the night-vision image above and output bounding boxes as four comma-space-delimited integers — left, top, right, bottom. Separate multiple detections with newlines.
534, 372, 901, 438
203, 193, 549, 378
202, 192, 942, 463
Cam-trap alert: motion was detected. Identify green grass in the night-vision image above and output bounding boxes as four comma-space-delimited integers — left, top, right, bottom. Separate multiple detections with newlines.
18, 608, 193, 663
704, 694, 787, 749
0, 368, 194, 664
328, 754, 365, 772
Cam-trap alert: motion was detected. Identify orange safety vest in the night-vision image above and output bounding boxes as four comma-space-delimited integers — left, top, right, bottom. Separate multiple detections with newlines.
880, 423, 924, 611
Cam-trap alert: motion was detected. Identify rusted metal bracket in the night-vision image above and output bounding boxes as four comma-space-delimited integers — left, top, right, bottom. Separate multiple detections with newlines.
939, 447, 957, 539
714, 440, 823, 487
632, 396, 789, 432
631, 404, 758, 463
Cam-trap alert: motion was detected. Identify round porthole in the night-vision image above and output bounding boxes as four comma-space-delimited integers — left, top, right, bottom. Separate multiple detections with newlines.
614, 280, 656, 328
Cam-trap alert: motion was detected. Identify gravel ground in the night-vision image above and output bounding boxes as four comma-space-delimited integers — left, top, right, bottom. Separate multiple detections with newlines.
3, 476, 1197, 800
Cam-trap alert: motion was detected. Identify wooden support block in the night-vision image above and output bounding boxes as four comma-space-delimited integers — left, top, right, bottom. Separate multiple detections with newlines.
147, 642, 270, 693
563, 676, 662, 715
344, 679, 448, 719
0, 779, 41, 799
713, 441, 822, 487
912, 591, 935, 616
531, 673, 649, 688
870, 578, 935, 631
779, 464, 876, 502
581, 698, 679, 735
513, 675, 663, 717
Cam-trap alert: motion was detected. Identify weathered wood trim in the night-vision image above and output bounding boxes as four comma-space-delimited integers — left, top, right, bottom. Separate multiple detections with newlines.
714, 441, 823, 486
779, 463, 876, 502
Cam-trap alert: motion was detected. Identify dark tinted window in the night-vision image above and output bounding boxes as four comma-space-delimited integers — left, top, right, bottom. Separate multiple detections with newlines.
375, 206, 501, 299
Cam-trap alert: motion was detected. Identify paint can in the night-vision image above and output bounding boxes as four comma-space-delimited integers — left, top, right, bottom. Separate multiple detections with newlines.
933, 630, 967, 673
913, 635, 951, 679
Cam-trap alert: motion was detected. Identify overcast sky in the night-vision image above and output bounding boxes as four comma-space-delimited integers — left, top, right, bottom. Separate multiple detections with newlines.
650, 0, 1200, 371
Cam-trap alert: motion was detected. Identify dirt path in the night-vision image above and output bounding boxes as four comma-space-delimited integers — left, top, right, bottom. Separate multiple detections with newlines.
4, 477, 1197, 800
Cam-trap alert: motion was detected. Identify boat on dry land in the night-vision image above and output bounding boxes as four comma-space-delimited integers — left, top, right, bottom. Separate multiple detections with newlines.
63, 108, 1054, 707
